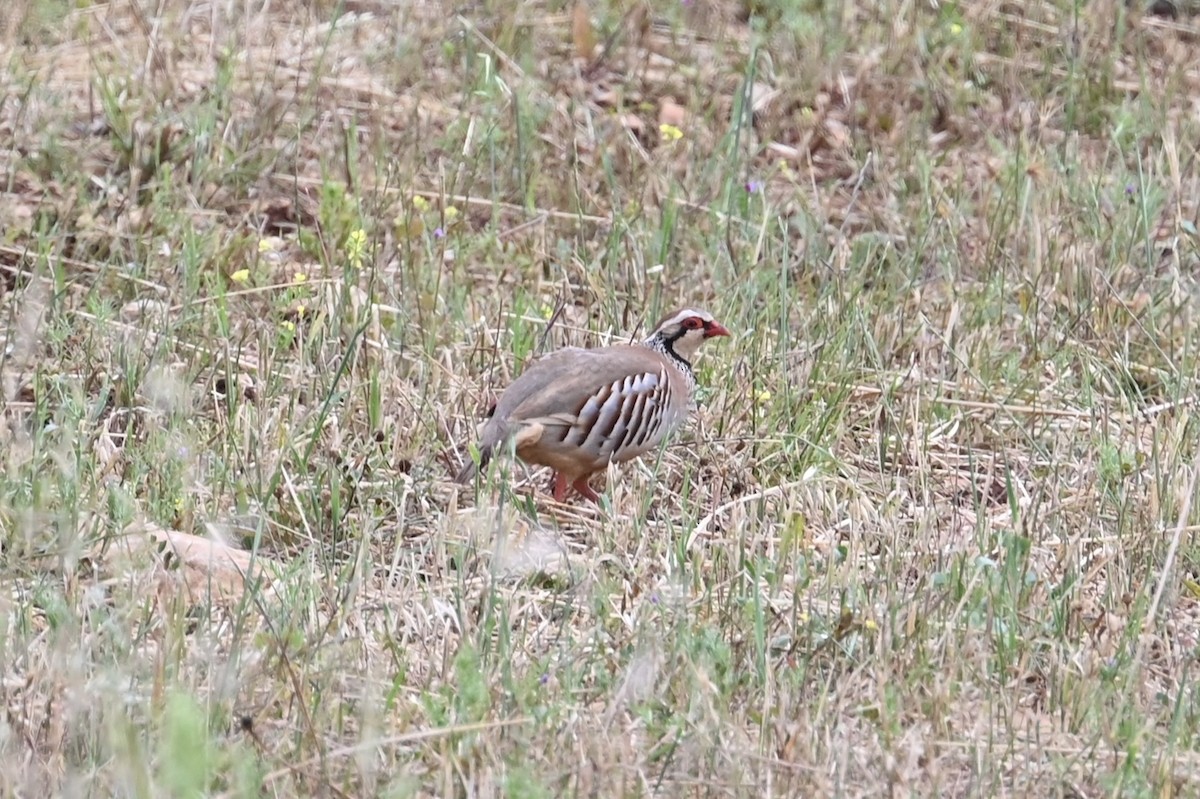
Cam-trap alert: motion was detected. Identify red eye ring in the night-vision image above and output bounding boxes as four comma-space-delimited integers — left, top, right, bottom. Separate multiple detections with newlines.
683, 317, 703, 329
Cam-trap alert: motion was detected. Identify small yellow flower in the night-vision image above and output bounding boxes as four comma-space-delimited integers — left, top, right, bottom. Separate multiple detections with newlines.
949, 22, 963, 36
345, 228, 367, 269
282, 320, 296, 332
293, 272, 308, 284
540, 304, 554, 320
295, 304, 307, 317
411, 195, 430, 212
754, 389, 772, 405
258, 237, 282, 253
659, 123, 683, 142
799, 106, 815, 120
864, 619, 879, 631
444, 206, 459, 220
230, 269, 251, 284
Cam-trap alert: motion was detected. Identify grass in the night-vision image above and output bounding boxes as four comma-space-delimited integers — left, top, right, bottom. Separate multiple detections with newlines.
2, 0, 1200, 795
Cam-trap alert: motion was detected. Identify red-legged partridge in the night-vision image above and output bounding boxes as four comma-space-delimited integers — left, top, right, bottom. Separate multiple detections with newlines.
456, 308, 729, 503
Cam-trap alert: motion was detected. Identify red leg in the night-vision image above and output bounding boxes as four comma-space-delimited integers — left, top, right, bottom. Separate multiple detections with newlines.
572, 474, 601, 503
551, 472, 569, 502
549, 472, 600, 503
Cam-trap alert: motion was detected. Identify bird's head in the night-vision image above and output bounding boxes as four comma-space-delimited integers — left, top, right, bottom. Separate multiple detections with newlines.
647, 308, 730, 362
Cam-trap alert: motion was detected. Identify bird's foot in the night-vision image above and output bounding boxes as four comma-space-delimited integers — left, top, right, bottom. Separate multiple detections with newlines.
550, 472, 601, 504
572, 475, 601, 503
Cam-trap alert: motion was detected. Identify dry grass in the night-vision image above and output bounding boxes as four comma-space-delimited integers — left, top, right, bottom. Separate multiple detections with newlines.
3, 0, 1200, 795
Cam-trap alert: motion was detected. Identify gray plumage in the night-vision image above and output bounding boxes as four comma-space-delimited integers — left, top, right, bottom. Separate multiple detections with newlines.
456, 308, 729, 503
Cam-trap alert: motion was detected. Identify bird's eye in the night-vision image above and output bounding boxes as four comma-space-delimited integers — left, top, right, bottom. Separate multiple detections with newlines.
683, 317, 703, 330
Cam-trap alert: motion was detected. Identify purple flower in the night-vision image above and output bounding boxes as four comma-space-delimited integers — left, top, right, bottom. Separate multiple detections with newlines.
1125, 184, 1136, 196
746, 180, 762, 193
433, 227, 445, 238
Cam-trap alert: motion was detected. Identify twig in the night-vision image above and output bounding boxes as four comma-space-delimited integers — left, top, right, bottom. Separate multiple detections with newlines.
497, 213, 549, 240
834, 150, 874, 245
1129, 438, 1200, 684
224, 719, 532, 794
412, 188, 610, 225
168, 278, 336, 313
0, 245, 168, 294
825, 381, 1198, 423
687, 480, 808, 550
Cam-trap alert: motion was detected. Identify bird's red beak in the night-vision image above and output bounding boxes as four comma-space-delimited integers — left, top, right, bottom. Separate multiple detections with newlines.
704, 322, 730, 338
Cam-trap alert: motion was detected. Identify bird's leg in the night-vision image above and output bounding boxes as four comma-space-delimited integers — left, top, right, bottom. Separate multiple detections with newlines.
551, 472, 570, 502
550, 472, 600, 503
572, 474, 601, 503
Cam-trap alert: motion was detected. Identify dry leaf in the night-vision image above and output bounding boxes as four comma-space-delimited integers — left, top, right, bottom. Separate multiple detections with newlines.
658, 96, 687, 129
572, 0, 596, 61
749, 82, 780, 114
618, 113, 645, 134
117, 521, 279, 607
823, 117, 850, 149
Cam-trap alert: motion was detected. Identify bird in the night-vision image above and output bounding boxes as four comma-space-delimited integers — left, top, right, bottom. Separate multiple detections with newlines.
455, 308, 730, 503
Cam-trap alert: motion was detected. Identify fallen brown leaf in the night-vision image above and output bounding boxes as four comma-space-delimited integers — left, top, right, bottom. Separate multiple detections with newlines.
116, 521, 280, 608
573, 0, 596, 62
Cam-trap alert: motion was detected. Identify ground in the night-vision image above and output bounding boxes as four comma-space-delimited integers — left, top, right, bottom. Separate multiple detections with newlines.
2, 0, 1200, 796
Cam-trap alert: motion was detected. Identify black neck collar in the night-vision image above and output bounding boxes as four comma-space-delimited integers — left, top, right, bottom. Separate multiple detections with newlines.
651, 329, 693, 373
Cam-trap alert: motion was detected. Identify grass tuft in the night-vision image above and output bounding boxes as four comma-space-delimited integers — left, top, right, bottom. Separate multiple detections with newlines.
3, 0, 1200, 794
